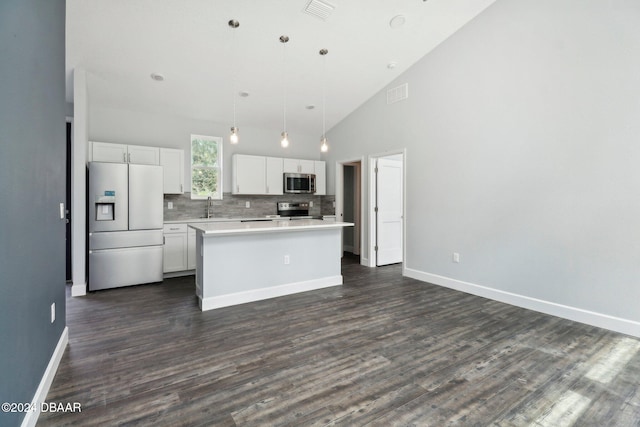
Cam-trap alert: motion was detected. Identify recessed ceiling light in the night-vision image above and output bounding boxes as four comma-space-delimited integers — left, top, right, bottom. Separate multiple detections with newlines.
150, 73, 164, 81
389, 15, 406, 29
239, 91, 250, 97
306, 105, 316, 110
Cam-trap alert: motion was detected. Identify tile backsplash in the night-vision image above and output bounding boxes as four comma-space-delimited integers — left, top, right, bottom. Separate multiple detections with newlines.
164, 192, 335, 221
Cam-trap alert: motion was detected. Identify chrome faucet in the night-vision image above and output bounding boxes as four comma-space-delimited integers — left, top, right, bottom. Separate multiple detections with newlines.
206, 196, 213, 218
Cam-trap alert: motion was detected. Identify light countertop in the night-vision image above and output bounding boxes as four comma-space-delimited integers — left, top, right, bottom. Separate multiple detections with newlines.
165, 215, 336, 224
189, 219, 353, 236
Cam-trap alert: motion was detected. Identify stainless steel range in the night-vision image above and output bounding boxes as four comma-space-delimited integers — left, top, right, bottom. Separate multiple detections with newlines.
277, 202, 311, 218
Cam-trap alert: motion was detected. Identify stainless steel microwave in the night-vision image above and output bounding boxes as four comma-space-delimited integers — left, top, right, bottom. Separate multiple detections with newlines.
284, 173, 316, 194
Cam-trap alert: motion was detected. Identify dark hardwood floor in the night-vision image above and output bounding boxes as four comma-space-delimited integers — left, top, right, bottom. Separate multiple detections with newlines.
39, 256, 640, 426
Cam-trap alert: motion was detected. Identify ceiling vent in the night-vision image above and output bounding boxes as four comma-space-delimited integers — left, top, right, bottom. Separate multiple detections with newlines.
303, 0, 335, 21
387, 83, 409, 104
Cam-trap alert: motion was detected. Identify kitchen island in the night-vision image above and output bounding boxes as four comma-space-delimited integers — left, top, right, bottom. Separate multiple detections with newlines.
189, 219, 353, 311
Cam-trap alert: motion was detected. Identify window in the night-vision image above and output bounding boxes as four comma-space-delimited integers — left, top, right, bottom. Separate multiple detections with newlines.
191, 134, 222, 199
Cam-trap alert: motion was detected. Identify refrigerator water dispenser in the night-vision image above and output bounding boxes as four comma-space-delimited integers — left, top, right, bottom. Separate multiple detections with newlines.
95, 195, 116, 221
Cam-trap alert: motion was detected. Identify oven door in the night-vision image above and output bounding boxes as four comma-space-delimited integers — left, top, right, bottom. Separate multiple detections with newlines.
284, 173, 315, 193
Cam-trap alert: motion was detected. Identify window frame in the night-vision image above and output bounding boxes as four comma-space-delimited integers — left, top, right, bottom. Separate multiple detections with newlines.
190, 134, 223, 200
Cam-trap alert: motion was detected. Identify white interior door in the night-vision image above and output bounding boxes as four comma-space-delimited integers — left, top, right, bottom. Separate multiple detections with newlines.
376, 157, 403, 266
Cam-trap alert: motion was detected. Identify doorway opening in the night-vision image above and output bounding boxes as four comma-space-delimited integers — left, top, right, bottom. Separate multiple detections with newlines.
370, 151, 404, 267
342, 162, 361, 258
65, 119, 72, 282
335, 158, 363, 264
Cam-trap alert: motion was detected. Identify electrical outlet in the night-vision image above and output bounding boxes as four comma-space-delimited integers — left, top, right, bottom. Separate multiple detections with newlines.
51, 303, 55, 323
245, 201, 250, 208
453, 252, 460, 263
284, 255, 290, 265
309, 201, 314, 208
333, 201, 336, 208
167, 202, 173, 209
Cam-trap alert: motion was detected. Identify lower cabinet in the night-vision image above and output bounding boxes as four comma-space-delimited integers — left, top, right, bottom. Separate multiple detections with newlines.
163, 224, 188, 272
163, 223, 197, 274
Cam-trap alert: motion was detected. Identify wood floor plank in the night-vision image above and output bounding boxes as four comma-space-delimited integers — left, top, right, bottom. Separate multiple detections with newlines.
38, 256, 640, 426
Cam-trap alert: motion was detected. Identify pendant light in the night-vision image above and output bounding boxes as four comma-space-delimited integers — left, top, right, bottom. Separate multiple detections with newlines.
319, 48, 329, 152
229, 19, 240, 144
279, 35, 290, 148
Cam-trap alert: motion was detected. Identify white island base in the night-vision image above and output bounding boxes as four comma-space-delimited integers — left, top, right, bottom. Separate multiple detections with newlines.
190, 220, 353, 311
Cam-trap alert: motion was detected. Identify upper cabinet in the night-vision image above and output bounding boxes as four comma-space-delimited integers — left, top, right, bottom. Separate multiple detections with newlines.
265, 157, 284, 195
90, 141, 160, 165
232, 154, 284, 195
90, 141, 127, 163
314, 160, 326, 195
160, 148, 185, 194
232, 154, 266, 195
283, 158, 315, 174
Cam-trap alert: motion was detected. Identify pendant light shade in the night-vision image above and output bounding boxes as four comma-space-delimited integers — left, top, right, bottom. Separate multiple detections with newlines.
320, 136, 328, 152
319, 48, 329, 152
280, 35, 290, 148
230, 126, 239, 144
229, 19, 240, 144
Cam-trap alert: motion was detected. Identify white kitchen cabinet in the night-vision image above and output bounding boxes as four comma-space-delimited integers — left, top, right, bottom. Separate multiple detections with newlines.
283, 158, 315, 174
90, 141, 128, 163
90, 141, 160, 165
127, 145, 160, 165
314, 160, 326, 195
187, 228, 197, 270
160, 148, 184, 194
232, 154, 266, 195
163, 224, 188, 272
266, 157, 284, 195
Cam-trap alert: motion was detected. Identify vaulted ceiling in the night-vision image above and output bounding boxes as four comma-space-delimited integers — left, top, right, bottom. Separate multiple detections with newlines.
66, 0, 496, 136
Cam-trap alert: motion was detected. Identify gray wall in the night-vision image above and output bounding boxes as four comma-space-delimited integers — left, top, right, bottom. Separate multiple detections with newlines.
0, 0, 67, 425
324, 0, 640, 330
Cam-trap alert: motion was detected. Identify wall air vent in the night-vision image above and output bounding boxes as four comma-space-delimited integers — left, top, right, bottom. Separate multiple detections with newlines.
387, 83, 409, 104
303, 0, 335, 21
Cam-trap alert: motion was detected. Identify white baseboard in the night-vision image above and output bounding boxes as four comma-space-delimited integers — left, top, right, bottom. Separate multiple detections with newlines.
21, 326, 69, 427
71, 283, 86, 297
403, 267, 640, 338
199, 275, 343, 311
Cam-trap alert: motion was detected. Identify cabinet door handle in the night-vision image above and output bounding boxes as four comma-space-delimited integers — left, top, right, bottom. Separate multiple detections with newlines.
266, 185, 269, 193
163, 236, 165, 244
180, 184, 183, 192
123, 153, 127, 163
128, 152, 131, 163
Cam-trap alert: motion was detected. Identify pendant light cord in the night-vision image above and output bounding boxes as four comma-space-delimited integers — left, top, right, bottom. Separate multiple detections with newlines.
232, 26, 237, 128
282, 39, 287, 133
322, 52, 326, 138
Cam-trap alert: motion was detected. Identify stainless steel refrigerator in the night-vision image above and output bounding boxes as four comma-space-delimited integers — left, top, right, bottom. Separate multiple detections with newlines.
88, 162, 163, 290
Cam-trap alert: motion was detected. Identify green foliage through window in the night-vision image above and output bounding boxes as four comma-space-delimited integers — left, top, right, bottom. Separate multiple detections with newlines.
191, 135, 222, 199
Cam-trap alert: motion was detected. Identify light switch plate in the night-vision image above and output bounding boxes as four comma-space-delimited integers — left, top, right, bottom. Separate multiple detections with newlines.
59, 203, 65, 219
